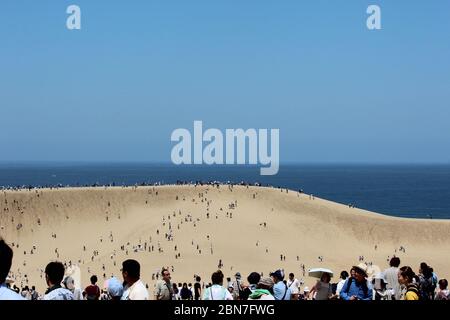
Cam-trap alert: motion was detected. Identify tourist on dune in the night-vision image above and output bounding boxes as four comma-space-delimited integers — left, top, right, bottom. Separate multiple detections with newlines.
418, 262, 437, 300
309, 272, 333, 300
398, 266, 420, 300
106, 277, 123, 300
63, 276, 83, 300
154, 268, 173, 300
121, 259, 148, 300
248, 277, 275, 300
335, 270, 349, 298
270, 269, 291, 300
287, 273, 300, 300
202, 270, 233, 300
382, 257, 401, 300
434, 279, 449, 300
340, 264, 373, 301
84, 275, 100, 300
43, 262, 74, 300
0, 239, 24, 300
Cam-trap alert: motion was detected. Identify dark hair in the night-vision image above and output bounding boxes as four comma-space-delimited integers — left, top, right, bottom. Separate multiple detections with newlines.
45, 261, 65, 285
390, 257, 401, 267
211, 270, 224, 285
340, 271, 349, 280
289, 273, 294, 277
321, 272, 331, 283
182, 283, 187, 288
0, 240, 13, 284
90, 275, 98, 284
438, 279, 448, 290
196, 276, 201, 282
399, 266, 416, 284
247, 272, 261, 285
122, 259, 140, 279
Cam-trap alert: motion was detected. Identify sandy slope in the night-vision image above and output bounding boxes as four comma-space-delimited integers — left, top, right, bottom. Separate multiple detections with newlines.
1, 185, 449, 296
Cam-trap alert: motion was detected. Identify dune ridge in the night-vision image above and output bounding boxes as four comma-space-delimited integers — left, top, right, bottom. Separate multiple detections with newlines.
1, 185, 449, 295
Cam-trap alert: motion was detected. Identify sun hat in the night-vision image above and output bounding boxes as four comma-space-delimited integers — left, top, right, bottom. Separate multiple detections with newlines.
257, 277, 274, 288
303, 286, 310, 292
352, 263, 369, 277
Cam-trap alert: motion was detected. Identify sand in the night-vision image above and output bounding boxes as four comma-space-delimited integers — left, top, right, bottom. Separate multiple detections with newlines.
1, 185, 450, 297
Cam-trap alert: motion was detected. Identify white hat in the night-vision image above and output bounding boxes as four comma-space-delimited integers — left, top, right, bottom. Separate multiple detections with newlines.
303, 286, 310, 292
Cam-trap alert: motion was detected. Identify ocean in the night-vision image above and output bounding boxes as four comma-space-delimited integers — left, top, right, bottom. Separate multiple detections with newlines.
1, 163, 450, 219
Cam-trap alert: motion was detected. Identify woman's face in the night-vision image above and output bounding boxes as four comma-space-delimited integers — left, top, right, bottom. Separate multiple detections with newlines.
398, 272, 407, 285
351, 269, 356, 278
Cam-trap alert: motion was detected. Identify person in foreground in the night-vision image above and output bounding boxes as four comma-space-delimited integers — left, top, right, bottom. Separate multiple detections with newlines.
43, 262, 74, 300
248, 277, 275, 300
202, 270, 233, 300
270, 269, 291, 300
340, 264, 373, 301
121, 259, 149, 300
0, 239, 25, 300
398, 266, 420, 300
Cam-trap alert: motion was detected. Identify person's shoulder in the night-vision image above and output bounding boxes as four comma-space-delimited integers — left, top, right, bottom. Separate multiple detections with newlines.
0, 286, 26, 300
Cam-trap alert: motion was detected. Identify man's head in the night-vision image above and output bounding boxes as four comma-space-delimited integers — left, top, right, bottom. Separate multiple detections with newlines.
45, 261, 65, 287
289, 273, 295, 281
211, 270, 224, 285
0, 239, 13, 284
195, 276, 201, 282
270, 269, 284, 283
257, 277, 274, 290
90, 275, 98, 285
161, 268, 171, 283
390, 257, 401, 268
247, 272, 261, 285
121, 259, 140, 285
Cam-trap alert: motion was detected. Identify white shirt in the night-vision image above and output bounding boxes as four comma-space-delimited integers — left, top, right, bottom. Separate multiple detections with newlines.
202, 285, 233, 300
287, 279, 300, 294
43, 287, 74, 300
336, 279, 346, 297
0, 284, 25, 300
121, 280, 149, 300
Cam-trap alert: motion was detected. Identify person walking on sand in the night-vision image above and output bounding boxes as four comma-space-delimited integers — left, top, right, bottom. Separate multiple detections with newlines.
155, 268, 173, 300
340, 264, 373, 301
0, 239, 25, 300
382, 257, 401, 300
121, 259, 149, 300
202, 270, 233, 300
43, 262, 74, 300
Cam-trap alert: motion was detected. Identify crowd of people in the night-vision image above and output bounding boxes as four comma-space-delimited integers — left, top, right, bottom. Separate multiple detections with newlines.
1, 239, 448, 301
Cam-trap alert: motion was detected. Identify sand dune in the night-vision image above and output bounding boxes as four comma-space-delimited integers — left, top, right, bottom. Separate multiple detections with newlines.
1, 185, 449, 296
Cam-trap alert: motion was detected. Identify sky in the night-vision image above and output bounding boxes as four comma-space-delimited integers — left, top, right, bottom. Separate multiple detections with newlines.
1, 0, 450, 163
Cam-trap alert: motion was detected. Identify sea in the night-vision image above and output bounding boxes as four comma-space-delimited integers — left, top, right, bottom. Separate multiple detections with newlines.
1, 163, 450, 219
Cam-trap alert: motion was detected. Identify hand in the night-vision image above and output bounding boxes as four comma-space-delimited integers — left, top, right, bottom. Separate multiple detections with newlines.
350, 296, 357, 301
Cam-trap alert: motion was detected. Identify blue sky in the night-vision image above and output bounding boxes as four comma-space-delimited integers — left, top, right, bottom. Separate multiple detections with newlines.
1, 0, 449, 163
